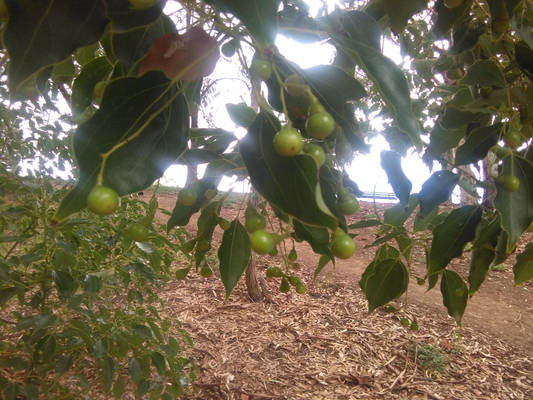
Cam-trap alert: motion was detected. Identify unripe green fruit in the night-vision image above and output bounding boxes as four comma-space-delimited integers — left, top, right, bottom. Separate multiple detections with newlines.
496, 175, 520, 192
87, 186, 119, 216
266, 266, 283, 278
197, 240, 210, 251
288, 248, 297, 261
126, 222, 149, 242
400, 317, 410, 327
504, 130, 523, 149
178, 186, 197, 206
200, 265, 213, 277
219, 219, 231, 231
331, 234, 356, 259
251, 58, 272, 81
295, 284, 306, 294
175, 268, 189, 280
250, 230, 275, 254
306, 112, 335, 139
245, 214, 266, 233
338, 194, 359, 215
279, 277, 290, 293
308, 102, 326, 116
181, 239, 196, 253
303, 143, 326, 167
285, 74, 308, 97
273, 127, 304, 157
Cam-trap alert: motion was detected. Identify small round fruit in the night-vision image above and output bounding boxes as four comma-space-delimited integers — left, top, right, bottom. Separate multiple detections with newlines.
400, 317, 410, 327
181, 239, 196, 253
338, 194, 359, 215
306, 112, 335, 139
273, 127, 304, 157
295, 284, 306, 294
178, 186, 197, 206
197, 240, 210, 251
126, 222, 149, 242
279, 277, 290, 293
245, 214, 266, 233
129, 0, 156, 9
308, 102, 325, 116
504, 130, 523, 149
331, 234, 356, 259
250, 230, 275, 254
87, 185, 119, 216
288, 248, 297, 261
266, 266, 284, 278
200, 265, 213, 278
285, 74, 307, 97
219, 219, 231, 231
497, 175, 520, 192
410, 320, 419, 331
303, 143, 326, 167
251, 58, 272, 81
175, 268, 189, 280
93, 81, 106, 99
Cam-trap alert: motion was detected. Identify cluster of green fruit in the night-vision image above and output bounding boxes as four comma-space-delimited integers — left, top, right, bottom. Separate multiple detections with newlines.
265, 266, 306, 294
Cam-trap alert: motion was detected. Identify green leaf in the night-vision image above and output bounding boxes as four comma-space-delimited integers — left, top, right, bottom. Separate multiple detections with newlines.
226, 103, 257, 128
55, 355, 73, 376
194, 202, 221, 267
426, 121, 466, 159
83, 275, 103, 294
0, 287, 18, 306
52, 270, 78, 296
494, 155, 533, 251
432, 0, 473, 38
380, 151, 412, 204
362, 258, 409, 313
428, 206, 482, 284
3, 383, 20, 400
313, 255, 331, 280
128, 357, 143, 383
461, 60, 506, 88
22, 384, 39, 400
440, 270, 468, 324
383, 195, 418, 227
113, 375, 125, 399
16, 313, 57, 331
56, 72, 189, 220
240, 112, 336, 229
332, 34, 422, 150
151, 351, 166, 375
4, 0, 108, 93
293, 220, 333, 257
468, 216, 501, 294
383, 0, 427, 34
112, 14, 176, 73
455, 123, 502, 166
206, 0, 281, 46
71, 57, 113, 116
105, 0, 167, 32
100, 356, 115, 393
513, 243, 533, 285
218, 220, 251, 299
132, 324, 153, 339
512, 4, 533, 50
359, 244, 400, 291
418, 170, 459, 216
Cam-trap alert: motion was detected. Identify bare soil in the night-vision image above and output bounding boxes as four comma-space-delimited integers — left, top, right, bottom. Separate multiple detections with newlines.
149, 192, 533, 400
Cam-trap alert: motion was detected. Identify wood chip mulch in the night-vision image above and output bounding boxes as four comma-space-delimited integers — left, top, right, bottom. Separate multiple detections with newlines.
159, 265, 533, 400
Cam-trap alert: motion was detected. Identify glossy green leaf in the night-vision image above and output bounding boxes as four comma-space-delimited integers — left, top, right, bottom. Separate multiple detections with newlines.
428, 205, 482, 283
239, 112, 336, 229
362, 258, 408, 313
16, 313, 57, 331
226, 103, 257, 128
71, 57, 113, 116
128, 357, 143, 383
293, 220, 332, 257
4, 0, 108, 93
52, 270, 78, 296
461, 60, 506, 88
100, 356, 115, 393
151, 351, 166, 375
494, 155, 533, 251
206, 0, 280, 46
218, 220, 251, 299
112, 14, 176, 73
513, 243, 533, 285
383, 0, 427, 34
105, 0, 167, 32
426, 121, 466, 159
313, 255, 331, 280
359, 244, 400, 291
194, 202, 221, 267
384, 195, 418, 227
332, 34, 422, 150
512, 4, 533, 50
56, 71, 189, 220
455, 123, 502, 166
440, 270, 468, 324
132, 324, 153, 339
468, 216, 501, 294
380, 151, 412, 204
113, 375, 125, 399
329, 10, 382, 51
0, 287, 18, 306
418, 170, 459, 216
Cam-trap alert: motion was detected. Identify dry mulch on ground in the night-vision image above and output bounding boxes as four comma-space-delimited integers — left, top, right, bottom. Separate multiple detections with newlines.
159, 264, 533, 400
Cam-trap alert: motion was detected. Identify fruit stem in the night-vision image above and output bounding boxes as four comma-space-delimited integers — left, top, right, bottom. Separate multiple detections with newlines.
272, 64, 291, 127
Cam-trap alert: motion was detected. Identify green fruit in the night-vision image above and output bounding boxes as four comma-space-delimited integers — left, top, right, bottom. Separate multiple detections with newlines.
338, 194, 359, 215
181, 239, 196, 253
306, 112, 335, 139
331, 234, 356, 259
126, 223, 149, 242
400, 317, 410, 327
410, 320, 419, 331
496, 175, 520, 192
175, 268, 189, 280
288, 276, 302, 286
279, 277, 290, 293
245, 214, 266, 233
251, 58, 272, 81
303, 143, 326, 167
87, 186, 119, 216
129, 0, 156, 9
178, 186, 197, 206
219, 219, 231, 231
250, 230, 275, 254
504, 130, 523, 149
308, 102, 326, 116
288, 248, 297, 261
200, 265, 213, 278
266, 266, 283, 278
285, 74, 308, 97
197, 240, 210, 251
273, 127, 304, 157
226, 103, 256, 128
295, 284, 306, 294
221, 39, 237, 57
93, 81, 106, 99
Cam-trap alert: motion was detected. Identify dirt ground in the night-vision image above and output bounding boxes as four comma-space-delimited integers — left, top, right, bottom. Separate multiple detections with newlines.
149, 192, 533, 400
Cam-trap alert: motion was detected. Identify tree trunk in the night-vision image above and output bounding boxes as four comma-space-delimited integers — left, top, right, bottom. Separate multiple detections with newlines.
245, 254, 262, 302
